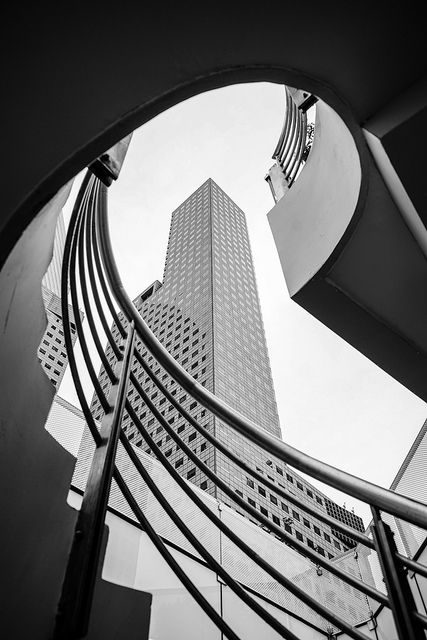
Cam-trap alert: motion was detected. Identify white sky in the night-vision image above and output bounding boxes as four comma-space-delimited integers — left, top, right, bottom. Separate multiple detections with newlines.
60, 82, 426, 524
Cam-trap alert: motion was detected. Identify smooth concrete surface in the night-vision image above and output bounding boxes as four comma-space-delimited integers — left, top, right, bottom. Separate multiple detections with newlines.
1, 5, 426, 270
0, 183, 78, 639
268, 100, 361, 297
269, 97, 427, 402
0, 184, 152, 639
364, 127, 427, 260
364, 74, 427, 233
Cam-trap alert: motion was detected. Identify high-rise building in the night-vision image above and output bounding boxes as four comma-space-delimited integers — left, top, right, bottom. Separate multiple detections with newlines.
90, 179, 364, 559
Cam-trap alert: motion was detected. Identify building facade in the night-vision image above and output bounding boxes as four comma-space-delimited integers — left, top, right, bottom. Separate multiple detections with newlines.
90, 179, 364, 560
37, 211, 81, 389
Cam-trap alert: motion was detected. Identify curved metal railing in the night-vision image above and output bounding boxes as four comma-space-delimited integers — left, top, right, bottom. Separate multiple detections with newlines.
56, 169, 427, 640
266, 87, 316, 202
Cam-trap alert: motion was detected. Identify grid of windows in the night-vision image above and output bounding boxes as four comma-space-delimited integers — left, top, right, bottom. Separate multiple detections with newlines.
90, 179, 363, 559
37, 286, 77, 388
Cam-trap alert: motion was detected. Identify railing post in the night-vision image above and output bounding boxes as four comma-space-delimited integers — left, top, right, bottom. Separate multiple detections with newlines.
370, 507, 424, 640
55, 322, 135, 639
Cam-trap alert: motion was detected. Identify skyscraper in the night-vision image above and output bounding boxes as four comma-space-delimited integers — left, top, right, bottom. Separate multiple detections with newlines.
90, 179, 363, 559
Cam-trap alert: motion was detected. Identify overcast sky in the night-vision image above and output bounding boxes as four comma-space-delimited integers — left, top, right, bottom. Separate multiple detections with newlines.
60, 82, 426, 523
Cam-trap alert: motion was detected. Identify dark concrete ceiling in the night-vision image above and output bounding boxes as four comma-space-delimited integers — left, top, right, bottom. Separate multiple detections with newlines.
1, 3, 426, 265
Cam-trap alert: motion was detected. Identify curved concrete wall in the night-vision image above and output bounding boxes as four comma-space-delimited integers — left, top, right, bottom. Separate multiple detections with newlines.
268, 101, 361, 297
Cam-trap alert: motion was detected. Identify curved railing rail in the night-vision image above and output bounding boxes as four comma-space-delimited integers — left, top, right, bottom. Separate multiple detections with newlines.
56, 169, 427, 640
266, 87, 316, 202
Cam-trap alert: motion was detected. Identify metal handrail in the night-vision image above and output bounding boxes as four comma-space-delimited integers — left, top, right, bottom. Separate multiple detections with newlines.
56, 170, 427, 640
130, 345, 374, 548
96, 178, 427, 531
270, 86, 311, 188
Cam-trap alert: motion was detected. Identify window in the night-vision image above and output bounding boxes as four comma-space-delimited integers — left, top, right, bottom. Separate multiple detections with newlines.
307, 539, 315, 549
296, 531, 303, 542
303, 519, 310, 528
260, 506, 268, 517
292, 510, 300, 521
286, 474, 294, 483
333, 540, 341, 550
316, 496, 323, 506
272, 515, 280, 526
314, 526, 321, 536
297, 481, 304, 490
200, 442, 207, 452
281, 503, 289, 513
177, 425, 184, 434
246, 478, 254, 489
200, 481, 208, 490
324, 533, 331, 543
248, 498, 256, 507
284, 524, 292, 534
270, 495, 278, 505
188, 432, 196, 442
175, 458, 183, 468
187, 468, 196, 479
258, 486, 266, 497
276, 466, 283, 475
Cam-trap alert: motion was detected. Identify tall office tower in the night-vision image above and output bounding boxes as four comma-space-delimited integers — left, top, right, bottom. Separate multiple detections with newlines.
90, 179, 363, 560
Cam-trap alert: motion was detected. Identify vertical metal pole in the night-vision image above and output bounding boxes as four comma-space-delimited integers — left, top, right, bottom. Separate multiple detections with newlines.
55, 322, 135, 639
370, 507, 424, 640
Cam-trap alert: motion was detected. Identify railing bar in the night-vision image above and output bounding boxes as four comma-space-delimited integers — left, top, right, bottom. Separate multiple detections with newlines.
124, 401, 373, 640
91, 181, 127, 339
85, 180, 122, 361
273, 87, 292, 160
126, 375, 388, 607
119, 432, 303, 640
96, 177, 427, 529
77, 179, 117, 383
112, 467, 243, 640
131, 350, 373, 549
289, 110, 308, 185
60, 171, 101, 446
272, 86, 288, 157
413, 610, 427, 629
286, 106, 303, 180
55, 324, 135, 638
395, 553, 427, 579
69, 192, 111, 415
265, 173, 278, 204
370, 507, 424, 640
280, 99, 298, 176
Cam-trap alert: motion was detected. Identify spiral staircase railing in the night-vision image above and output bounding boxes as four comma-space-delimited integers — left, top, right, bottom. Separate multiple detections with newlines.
55, 168, 427, 640
265, 87, 316, 202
